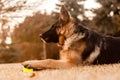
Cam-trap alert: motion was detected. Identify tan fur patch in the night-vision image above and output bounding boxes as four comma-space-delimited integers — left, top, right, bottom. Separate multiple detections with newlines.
57, 35, 66, 47
60, 40, 87, 65
56, 21, 75, 47
63, 33, 85, 50
84, 46, 100, 64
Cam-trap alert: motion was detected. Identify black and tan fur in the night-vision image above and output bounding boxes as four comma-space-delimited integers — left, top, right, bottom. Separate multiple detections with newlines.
22, 6, 120, 70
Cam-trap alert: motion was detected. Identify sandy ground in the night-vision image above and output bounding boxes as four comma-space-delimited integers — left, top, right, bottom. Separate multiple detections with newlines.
0, 63, 119, 80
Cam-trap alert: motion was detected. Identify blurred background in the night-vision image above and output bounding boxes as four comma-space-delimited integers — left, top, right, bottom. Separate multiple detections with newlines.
0, 0, 120, 63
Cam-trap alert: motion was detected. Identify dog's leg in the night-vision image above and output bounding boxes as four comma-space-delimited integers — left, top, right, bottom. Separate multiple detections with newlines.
22, 59, 77, 70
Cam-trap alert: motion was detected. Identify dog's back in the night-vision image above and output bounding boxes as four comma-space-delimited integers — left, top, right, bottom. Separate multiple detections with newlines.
93, 36, 120, 64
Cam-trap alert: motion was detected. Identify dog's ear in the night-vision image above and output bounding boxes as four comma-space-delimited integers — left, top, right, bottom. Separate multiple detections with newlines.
59, 5, 72, 22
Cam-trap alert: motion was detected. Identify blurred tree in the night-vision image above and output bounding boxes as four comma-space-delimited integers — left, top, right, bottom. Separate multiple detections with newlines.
0, 0, 24, 47
0, 0, 27, 63
93, 0, 120, 34
0, 0, 43, 46
12, 13, 54, 43
0, 47, 19, 63
54, 0, 120, 35
12, 12, 59, 61
0, 0, 43, 13
0, 0, 45, 62
53, 0, 87, 22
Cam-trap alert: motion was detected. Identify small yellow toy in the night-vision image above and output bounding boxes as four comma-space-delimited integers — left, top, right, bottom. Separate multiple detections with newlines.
23, 67, 33, 73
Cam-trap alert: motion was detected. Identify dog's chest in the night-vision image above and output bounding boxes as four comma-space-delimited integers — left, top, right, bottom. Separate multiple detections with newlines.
60, 39, 87, 64
63, 36, 87, 54
63, 33, 85, 50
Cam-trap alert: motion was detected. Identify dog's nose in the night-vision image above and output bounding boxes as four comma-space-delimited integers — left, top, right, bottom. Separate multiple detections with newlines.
39, 34, 43, 38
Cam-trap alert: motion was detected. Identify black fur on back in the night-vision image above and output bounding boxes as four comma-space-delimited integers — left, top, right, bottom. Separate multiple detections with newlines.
74, 23, 120, 64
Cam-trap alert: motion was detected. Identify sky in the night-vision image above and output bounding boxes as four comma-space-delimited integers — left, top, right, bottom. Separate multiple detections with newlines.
84, 0, 101, 20
0, 0, 101, 44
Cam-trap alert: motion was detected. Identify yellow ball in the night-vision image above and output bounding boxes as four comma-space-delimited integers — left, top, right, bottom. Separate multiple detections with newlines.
23, 67, 33, 73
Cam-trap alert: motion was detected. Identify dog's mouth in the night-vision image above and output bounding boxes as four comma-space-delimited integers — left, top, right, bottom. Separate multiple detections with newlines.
39, 34, 66, 47
40, 37, 47, 43
39, 34, 47, 43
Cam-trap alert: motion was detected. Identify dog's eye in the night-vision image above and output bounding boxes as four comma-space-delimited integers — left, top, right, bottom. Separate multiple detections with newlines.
74, 25, 86, 33
56, 23, 62, 28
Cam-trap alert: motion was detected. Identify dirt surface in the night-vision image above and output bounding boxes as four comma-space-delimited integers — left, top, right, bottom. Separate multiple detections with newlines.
0, 63, 120, 80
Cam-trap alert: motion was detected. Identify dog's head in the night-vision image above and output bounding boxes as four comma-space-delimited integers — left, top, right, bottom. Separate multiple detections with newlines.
40, 6, 74, 45
39, 23, 59, 43
40, 5, 87, 46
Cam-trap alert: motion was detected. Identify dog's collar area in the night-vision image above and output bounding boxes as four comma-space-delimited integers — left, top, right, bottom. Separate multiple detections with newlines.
63, 33, 85, 50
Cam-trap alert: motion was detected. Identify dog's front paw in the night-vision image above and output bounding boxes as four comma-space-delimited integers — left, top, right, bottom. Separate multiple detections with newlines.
22, 60, 39, 69
22, 61, 33, 68
22, 60, 46, 70
22, 63, 31, 68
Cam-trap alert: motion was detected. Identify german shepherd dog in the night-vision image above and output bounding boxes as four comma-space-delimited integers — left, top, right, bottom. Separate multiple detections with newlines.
22, 6, 120, 70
